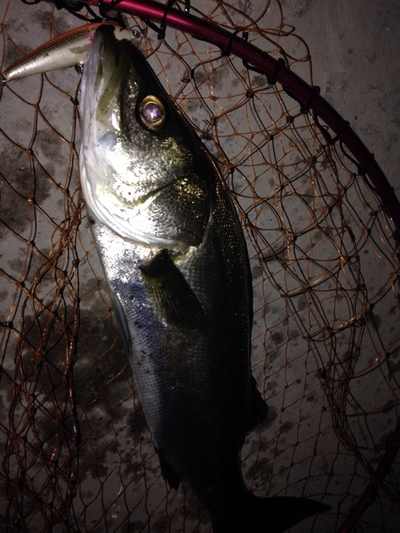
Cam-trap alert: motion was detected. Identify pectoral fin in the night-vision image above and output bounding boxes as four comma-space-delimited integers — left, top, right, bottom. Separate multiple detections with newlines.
140, 250, 208, 332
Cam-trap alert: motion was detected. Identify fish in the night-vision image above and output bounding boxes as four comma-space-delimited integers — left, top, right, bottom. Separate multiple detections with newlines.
79, 25, 331, 532
1, 22, 132, 83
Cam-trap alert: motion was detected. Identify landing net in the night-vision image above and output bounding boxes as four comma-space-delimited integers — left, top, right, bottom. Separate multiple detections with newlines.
1, 1, 399, 531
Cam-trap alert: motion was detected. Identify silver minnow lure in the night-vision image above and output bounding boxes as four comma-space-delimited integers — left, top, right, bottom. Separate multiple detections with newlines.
1, 22, 132, 82
79, 25, 331, 533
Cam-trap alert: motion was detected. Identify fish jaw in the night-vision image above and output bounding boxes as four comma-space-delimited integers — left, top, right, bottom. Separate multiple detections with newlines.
80, 25, 211, 248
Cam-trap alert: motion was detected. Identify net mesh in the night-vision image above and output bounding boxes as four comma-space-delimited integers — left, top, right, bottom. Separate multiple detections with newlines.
1, 0, 399, 531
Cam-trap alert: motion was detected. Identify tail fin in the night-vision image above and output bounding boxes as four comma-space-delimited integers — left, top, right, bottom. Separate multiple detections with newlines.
212, 494, 331, 533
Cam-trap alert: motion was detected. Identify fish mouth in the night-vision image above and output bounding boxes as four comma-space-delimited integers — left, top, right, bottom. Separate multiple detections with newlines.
88, 25, 131, 126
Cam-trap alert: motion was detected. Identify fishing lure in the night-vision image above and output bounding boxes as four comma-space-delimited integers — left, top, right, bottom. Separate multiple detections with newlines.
1, 22, 133, 82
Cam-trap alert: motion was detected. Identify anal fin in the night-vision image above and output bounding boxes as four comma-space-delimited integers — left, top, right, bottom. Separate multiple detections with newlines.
156, 448, 183, 490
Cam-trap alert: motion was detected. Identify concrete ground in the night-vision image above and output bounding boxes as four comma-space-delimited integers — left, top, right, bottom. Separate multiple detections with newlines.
285, 0, 399, 193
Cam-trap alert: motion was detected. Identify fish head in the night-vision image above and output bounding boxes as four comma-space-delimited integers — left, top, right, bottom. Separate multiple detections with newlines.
79, 25, 213, 248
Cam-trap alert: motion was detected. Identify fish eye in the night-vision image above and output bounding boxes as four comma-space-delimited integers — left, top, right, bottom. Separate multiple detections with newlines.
138, 95, 167, 131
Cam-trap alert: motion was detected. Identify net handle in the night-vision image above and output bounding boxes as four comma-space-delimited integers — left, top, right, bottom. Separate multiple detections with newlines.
79, 0, 400, 237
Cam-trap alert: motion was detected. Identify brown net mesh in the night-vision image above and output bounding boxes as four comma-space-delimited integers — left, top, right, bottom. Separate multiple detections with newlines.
1, 0, 399, 531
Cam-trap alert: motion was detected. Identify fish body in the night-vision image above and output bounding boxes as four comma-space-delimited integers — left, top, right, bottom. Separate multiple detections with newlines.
1, 23, 132, 82
79, 26, 330, 532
